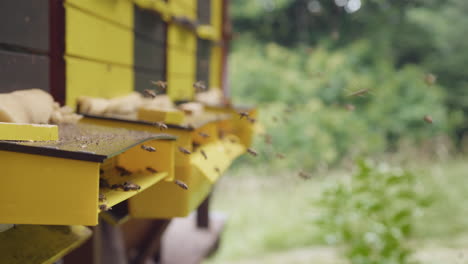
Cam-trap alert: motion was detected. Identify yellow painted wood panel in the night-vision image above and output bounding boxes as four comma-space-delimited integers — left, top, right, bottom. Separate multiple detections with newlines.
66, 56, 133, 108
66, 0, 133, 28
66, 5, 133, 66
211, 0, 223, 40
0, 123, 58, 141
169, 0, 196, 19
0, 151, 99, 225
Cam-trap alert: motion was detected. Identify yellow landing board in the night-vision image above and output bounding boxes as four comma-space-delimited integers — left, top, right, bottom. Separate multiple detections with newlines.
0, 225, 92, 264
0, 123, 58, 141
191, 135, 245, 182
99, 172, 168, 210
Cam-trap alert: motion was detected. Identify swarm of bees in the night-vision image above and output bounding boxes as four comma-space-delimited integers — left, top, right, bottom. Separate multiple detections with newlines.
141, 145, 156, 152
174, 180, 188, 190
178, 146, 191, 155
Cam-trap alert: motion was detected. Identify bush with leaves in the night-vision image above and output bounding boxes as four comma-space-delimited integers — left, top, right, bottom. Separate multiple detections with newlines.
317, 160, 431, 264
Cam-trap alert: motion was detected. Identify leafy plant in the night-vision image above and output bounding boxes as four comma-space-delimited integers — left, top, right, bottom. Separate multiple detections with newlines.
317, 160, 432, 264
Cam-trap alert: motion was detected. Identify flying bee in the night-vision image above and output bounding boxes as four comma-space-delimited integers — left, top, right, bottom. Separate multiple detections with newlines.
99, 204, 112, 211
423, 115, 433, 124
200, 149, 208, 160
153, 122, 168, 131
298, 171, 312, 180
174, 180, 188, 190
178, 146, 191, 155
193, 81, 207, 92
123, 181, 141, 191
247, 117, 256, 124
198, 132, 210, 138
276, 153, 286, 159
344, 104, 355, 111
214, 167, 221, 174
238, 112, 250, 119
424, 73, 437, 86
143, 89, 157, 98
141, 145, 156, 152
100, 178, 110, 189
347, 88, 370, 97
264, 134, 272, 145
272, 116, 278, 122
151, 80, 167, 91
146, 167, 158, 173
115, 166, 132, 177
99, 193, 106, 202
247, 148, 257, 157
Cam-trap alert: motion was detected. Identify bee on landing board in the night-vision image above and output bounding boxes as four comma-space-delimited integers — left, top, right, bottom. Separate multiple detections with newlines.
178, 146, 191, 155
153, 122, 168, 131
174, 180, 188, 190
122, 181, 141, 191
99, 204, 112, 211
238, 112, 250, 119
141, 145, 156, 152
115, 166, 132, 177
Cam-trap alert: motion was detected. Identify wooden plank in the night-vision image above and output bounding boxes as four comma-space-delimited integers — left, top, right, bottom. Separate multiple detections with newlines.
161, 212, 226, 264
0, 0, 49, 52
0, 50, 49, 93
65, 0, 133, 28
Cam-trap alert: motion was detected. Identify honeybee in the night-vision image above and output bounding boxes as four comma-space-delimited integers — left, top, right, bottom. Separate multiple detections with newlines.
99, 204, 112, 211
214, 167, 221, 174
193, 81, 207, 92
247, 117, 256, 124
174, 180, 189, 190
247, 148, 257, 157
272, 116, 278, 122
347, 88, 370, 97
198, 132, 210, 138
111, 184, 123, 190
178, 146, 191, 155
141, 145, 156, 152
238, 112, 250, 119
99, 178, 110, 189
344, 104, 355, 111
143, 89, 157, 98
123, 181, 141, 191
423, 115, 433, 124
151, 80, 167, 91
115, 166, 131, 177
424, 73, 437, 86
99, 193, 106, 202
200, 149, 208, 160
298, 171, 312, 180
275, 153, 286, 159
146, 167, 158, 173
153, 122, 168, 131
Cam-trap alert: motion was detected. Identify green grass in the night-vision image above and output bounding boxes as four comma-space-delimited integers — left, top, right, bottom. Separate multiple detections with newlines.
205, 157, 468, 263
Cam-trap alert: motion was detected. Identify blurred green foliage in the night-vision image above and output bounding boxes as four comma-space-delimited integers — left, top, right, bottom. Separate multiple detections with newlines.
317, 160, 432, 264
231, 38, 451, 170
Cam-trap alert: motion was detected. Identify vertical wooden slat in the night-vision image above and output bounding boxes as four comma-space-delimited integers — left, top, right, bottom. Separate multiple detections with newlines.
49, 0, 66, 104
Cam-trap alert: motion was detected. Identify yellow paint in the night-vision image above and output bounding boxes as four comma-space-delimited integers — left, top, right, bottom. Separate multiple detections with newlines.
138, 107, 186, 125
66, 5, 133, 66
197, 25, 217, 40
0, 123, 58, 141
191, 135, 245, 182
191, 122, 218, 145
169, 0, 196, 19
209, 45, 222, 89
129, 164, 211, 218
211, 0, 223, 40
132, 0, 172, 21
66, 0, 133, 28
66, 56, 133, 108
0, 151, 99, 225
0, 225, 92, 264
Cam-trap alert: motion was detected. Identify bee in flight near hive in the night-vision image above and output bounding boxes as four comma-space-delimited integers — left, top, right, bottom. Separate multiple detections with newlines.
143, 89, 157, 99
247, 117, 256, 124
151, 80, 167, 92
423, 115, 433, 124
214, 167, 221, 174
200, 149, 208, 160
193, 81, 207, 93
238, 112, 250, 119
153, 122, 168, 131
141, 145, 156, 152
198, 132, 210, 138
275, 153, 285, 159
146, 167, 158, 173
347, 88, 370, 97
174, 180, 189, 190
178, 146, 191, 155
115, 166, 132, 177
99, 193, 106, 202
298, 171, 312, 180
247, 148, 258, 157
424, 73, 437, 86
